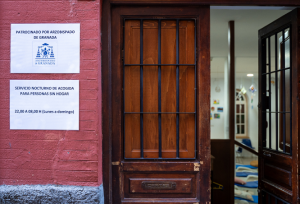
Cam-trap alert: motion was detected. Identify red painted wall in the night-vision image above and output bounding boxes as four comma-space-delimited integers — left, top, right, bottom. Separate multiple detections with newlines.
0, 0, 102, 186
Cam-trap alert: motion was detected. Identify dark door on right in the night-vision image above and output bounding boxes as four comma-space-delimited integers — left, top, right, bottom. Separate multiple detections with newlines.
258, 8, 299, 204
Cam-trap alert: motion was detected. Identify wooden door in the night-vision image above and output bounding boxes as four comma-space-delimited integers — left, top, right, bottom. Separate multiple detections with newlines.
108, 5, 210, 204
258, 8, 300, 204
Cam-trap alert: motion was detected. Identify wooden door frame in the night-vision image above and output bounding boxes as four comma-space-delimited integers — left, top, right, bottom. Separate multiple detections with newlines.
102, 1, 300, 204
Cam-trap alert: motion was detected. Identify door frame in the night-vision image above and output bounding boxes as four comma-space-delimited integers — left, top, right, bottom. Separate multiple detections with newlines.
102, 1, 300, 204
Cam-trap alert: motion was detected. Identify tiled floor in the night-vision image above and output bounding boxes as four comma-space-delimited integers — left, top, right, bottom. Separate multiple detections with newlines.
235, 157, 259, 203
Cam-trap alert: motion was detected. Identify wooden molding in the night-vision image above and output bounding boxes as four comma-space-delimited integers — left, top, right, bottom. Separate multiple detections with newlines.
108, 0, 300, 6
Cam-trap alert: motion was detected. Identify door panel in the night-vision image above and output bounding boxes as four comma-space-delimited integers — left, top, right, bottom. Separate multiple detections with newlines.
111, 5, 210, 203
258, 9, 299, 204
262, 190, 290, 204
124, 173, 197, 198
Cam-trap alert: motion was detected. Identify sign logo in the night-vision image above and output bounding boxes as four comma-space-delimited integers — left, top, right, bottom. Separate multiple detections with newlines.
35, 43, 56, 66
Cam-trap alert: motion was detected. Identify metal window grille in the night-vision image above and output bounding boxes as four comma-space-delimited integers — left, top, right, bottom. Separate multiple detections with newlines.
123, 19, 197, 159
261, 26, 292, 155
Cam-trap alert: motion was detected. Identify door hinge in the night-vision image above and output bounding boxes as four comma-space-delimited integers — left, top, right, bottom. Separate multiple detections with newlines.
112, 161, 120, 166
194, 163, 200, 171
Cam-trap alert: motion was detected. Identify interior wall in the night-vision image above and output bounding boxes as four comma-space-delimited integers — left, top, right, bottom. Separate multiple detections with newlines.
235, 77, 259, 157
211, 56, 260, 157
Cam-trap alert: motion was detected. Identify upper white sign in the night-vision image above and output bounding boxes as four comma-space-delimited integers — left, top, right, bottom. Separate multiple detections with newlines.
11, 24, 80, 73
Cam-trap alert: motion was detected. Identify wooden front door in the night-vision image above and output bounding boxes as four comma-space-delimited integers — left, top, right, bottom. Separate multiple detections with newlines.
258, 8, 300, 204
108, 5, 210, 204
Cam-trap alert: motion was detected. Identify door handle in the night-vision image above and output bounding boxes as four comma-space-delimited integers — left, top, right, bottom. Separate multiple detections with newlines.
263, 152, 271, 157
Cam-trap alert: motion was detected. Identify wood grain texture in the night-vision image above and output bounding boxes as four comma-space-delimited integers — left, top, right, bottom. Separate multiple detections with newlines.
197, 6, 211, 204
102, 0, 113, 203
228, 20, 235, 204
124, 19, 196, 159
129, 178, 192, 194
108, 5, 210, 203
291, 8, 299, 204
122, 161, 197, 171
124, 173, 197, 198
211, 140, 232, 204
264, 163, 292, 189
124, 21, 141, 158
161, 20, 177, 158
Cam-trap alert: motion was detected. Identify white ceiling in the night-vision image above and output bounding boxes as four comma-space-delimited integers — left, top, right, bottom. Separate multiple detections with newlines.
210, 7, 293, 78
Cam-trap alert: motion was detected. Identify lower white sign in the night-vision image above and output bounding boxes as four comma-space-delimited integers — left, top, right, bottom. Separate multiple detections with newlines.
10, 80, 79, 130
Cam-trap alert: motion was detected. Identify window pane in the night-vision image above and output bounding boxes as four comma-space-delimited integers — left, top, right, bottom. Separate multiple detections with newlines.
241, 115, 244, 123
241, 105, 244, 113
284, 28, 290, 69
144, 114, 159, 158
278, 113, 291, 154
278, 29, 290, 70
124, 66, 140, 112
179, 114, 195, 158
143, 20, 158, 64
162, 114, 176, 158
270, 73, 276, 112
270, 35, 276, 72
284, 69, 291, 113
179, 20, 195, 64
236, 115, 240, 124
124, 20, 140, 64
179, 66, 195, 112
277, 71, 281, 112
266, 37, 269, 71
265, 112, 270, 149
125, 114, 141, 158
144, 66, 158, 112
241, 125, 245, 134
161, 66, 176, 112
236, 105, 240, 113
161, 20, 176, 64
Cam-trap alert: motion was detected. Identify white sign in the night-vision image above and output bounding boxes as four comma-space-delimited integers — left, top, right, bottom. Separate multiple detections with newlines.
11, 24, 80, 73
10, 80, 79, 130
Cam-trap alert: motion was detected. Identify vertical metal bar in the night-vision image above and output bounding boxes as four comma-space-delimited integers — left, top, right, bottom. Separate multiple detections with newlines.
176, 19, 180, 158
289, 28, 292, 155
123, 19, 126, 158
268, 193, 270, 204
158, 20, 162, 158
275, 198, 278, 204
140, 20, 144, 158
262, 38, 267, 148
282, 30, 286, 153
275, 33, 278, 152
268, 37, 272, 149
194, 19, 196, 158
